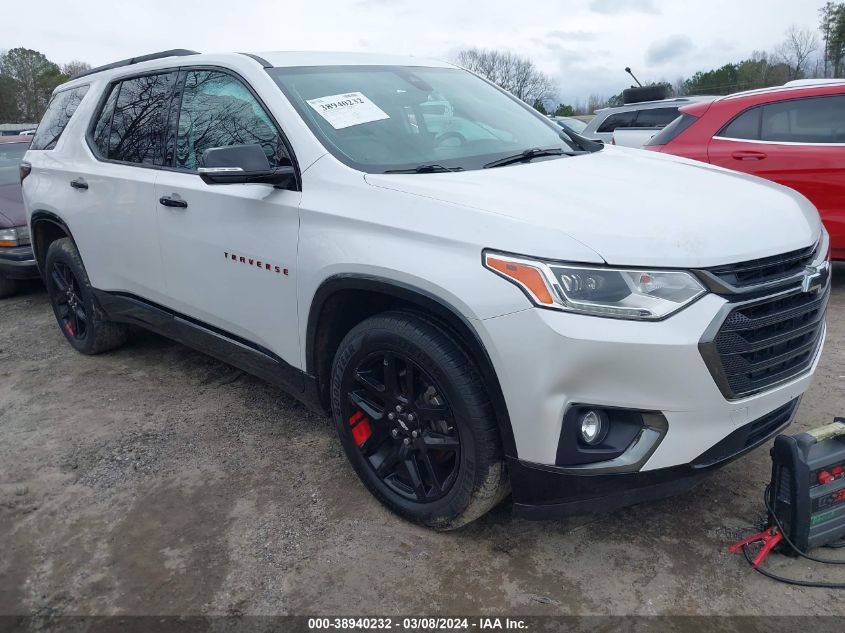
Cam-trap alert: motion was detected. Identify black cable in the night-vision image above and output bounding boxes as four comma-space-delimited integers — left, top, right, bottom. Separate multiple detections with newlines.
737, 484, 845, 589
763, 485, 845, 565
741, 545, 845, 588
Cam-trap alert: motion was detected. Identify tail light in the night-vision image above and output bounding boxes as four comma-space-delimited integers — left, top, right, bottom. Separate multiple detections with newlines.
19, 162, 31, 184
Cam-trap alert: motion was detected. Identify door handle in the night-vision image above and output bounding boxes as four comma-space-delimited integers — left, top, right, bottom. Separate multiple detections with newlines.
159, 195, 188, 209
70, 178, 88, 190
731, 150, 767, 161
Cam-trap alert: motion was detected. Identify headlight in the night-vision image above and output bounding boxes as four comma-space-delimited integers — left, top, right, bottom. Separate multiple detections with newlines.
484, 251, 706, 320
0, 225, 31, 247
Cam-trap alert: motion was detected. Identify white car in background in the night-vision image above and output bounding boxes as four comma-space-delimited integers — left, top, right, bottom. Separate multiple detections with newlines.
581, 96, 716, 144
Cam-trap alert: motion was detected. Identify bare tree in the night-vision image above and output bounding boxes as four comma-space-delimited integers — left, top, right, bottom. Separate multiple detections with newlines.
774, 25, 820, 80
62, 60, 92, 78
454, 48, 558, 107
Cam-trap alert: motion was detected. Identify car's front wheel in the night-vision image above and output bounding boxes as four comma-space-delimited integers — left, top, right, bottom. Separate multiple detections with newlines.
44, 238, 129, 355
331, 311, 509, 530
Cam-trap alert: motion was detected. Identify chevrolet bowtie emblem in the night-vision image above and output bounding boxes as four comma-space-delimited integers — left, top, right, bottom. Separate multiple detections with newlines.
801, 262, 828, 294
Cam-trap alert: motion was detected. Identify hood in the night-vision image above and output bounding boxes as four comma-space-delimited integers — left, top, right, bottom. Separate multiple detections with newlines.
364, 146, 821, 268
0, 182, 24, 227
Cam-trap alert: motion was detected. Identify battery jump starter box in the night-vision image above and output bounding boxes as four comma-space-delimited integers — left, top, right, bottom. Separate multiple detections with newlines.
768, 418, 845, 553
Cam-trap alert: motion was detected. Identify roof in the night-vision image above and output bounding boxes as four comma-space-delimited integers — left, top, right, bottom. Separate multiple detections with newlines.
257, 51, 454, 69
783, 78, 845, 87
54, 49, 459, 94
721, 80, 845, 101
0, 123, 38, 131
594, 95, 717, 113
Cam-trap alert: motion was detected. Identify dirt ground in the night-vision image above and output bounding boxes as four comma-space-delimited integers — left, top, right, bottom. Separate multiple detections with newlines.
1, 266, 844, 618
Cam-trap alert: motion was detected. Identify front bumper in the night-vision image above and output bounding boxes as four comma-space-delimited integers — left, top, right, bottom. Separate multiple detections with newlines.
0, 245, 39, 280
478, 285, 826, 516
510, 397, 800, 519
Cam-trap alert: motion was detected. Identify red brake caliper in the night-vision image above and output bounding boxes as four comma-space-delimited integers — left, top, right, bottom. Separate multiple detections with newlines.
349, 410, 373, 447
64, 321, 74, 336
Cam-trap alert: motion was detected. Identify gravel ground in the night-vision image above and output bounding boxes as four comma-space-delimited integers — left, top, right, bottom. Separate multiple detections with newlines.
1, 266, 844, 617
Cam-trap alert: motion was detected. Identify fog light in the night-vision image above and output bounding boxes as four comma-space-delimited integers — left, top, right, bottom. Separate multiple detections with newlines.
579, 410, 606, 445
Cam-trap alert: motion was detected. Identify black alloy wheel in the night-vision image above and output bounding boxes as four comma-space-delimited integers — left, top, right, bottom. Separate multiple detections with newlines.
44, 237, 128, 355
342, 351, 461, 502
50, 260, 88, 341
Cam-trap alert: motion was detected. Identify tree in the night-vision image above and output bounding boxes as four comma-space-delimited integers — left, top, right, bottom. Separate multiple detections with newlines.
775, 25, 820, 80
552, 103, 575, 117
0, 48, 68, 121
62, 60, 92, 78
0, 75, 20, 123
454, 48, 558, 108
819, 2, 845, 77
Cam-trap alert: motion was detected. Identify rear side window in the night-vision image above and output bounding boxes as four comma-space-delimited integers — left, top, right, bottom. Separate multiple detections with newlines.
647, 113, 698, 146
634, 107, 680, 128
175, 70, 289, 170
596, 111, 636, 133
719, 107, 762, 140
30, 85, 89, 151
92, 72, 178, 165
761, 95, 845, 143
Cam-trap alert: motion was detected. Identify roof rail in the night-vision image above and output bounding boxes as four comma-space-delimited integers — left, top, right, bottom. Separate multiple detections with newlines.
72, 49, 201, 79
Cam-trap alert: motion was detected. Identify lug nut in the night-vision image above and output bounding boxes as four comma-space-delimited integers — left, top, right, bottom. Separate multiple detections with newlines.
411, 430, 418, 438
391, 429, 399, 438
388, 412, 395, 420
407, 413, 415, 422
403, 438, 410, 446
395, 405, 403, 413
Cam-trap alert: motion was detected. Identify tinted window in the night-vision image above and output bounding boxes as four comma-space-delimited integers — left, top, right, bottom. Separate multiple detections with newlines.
647, 113, 698, 146
30, 86, 89, 150
634, 107, 680, 128
108, 72, 177, 165
761, 95, 845, 143
0, 142, 29, 186
176, 70, 288, 170
91, 83, 119, 157
596, 111, 636, 133
719, 107, 761, 140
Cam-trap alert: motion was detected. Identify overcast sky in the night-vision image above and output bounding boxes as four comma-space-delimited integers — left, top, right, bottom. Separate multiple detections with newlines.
16, 0, 822, 102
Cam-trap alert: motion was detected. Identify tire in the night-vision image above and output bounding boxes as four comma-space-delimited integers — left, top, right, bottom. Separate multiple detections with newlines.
0, 274, 19, 299
622, 85, 667, 104
44, 238, 128, 355
331, 311, 509, 530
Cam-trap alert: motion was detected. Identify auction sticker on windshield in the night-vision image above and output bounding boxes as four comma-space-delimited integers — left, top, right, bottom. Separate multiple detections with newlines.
307, 92, 390, 129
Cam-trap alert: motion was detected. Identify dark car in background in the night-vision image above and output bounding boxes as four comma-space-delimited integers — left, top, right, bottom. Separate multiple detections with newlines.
0, 136, 38, 297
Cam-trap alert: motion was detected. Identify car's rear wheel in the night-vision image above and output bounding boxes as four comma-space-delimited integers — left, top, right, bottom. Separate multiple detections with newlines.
331, 311, 509, 530
44, 238, 129, 355
0, 274, 19, 299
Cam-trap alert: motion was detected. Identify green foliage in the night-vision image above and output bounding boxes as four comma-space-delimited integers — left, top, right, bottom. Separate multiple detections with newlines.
552, 103, 575, 116
532, 99, 548, 114
820, 2, 845, 76
0, 47, 70, 123
683, 57, 791, 95
0, 75, 20, 123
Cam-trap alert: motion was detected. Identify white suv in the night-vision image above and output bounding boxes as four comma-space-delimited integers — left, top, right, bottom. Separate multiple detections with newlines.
21, 50, 830, 529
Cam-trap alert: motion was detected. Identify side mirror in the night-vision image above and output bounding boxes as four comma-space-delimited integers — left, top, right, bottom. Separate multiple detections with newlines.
198, 144, 295, 189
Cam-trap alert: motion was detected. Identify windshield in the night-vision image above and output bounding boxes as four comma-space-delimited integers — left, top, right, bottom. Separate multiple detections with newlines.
0, 142, 28, 186
270, 65, 588, 173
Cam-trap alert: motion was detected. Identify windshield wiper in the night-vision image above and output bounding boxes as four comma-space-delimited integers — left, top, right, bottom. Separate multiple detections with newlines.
384, 164, 464, 174
483, 147, 583, 169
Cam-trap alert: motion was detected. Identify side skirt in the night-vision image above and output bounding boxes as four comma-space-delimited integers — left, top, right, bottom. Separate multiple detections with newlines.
93, 290, 325, 414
